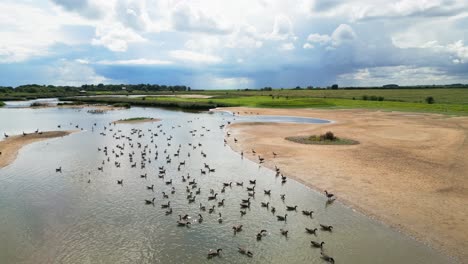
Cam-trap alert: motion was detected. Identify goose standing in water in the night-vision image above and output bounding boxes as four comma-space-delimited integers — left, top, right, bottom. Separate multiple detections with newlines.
56, 167, 62, 173
311, 241, 324, 249
256, 229, 267, 240
232, 224, 243, 234
238, 247, 253, 257
302, 210, 314, 217
286, 205, 298, 211
280, 229, 288, 237
320, 252, 335, 263
165, 208, 173, 215
320, 224, 333, 232
276, 214, 287, 221
117, 179, 123, 185
305, 228, 318, 235
146, 184, 154, 191
145, 197, 155, 205
217, 213, 223, 223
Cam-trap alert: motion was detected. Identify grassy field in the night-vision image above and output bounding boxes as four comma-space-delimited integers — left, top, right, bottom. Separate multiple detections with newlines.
142, 95, 468, 115
4, 87, 463, 115
0, 101, 4, 107
196, 88, 468, 104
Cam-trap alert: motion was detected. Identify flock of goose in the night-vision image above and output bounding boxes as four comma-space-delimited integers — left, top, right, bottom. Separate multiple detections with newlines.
52, 113, 337, 263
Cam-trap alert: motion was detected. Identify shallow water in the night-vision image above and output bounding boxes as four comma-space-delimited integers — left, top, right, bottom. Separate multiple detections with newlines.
0, 106, 453, 264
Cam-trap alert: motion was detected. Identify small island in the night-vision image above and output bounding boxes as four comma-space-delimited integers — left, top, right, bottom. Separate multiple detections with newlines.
112, 117, 161, 124
0, 130, 75, 168
286, 131, 359, 145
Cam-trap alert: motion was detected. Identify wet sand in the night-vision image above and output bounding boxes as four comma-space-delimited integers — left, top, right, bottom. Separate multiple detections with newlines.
218, 107, 468, 262
113, 118, 161, 124
0, 131, 75, 169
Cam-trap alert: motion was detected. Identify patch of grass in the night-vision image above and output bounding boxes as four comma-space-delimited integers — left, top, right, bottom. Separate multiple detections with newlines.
112, 102, 131, 108
286, 132, 359, 145
0, 101, 4, 107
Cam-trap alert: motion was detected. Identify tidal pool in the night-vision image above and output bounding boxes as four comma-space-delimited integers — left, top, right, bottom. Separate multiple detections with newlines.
0, 106, 453, 264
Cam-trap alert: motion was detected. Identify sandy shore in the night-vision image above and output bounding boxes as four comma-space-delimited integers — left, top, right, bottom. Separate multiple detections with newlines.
0, 131, 75, 169
218, 107, 468, 262
113, 118, 161, 124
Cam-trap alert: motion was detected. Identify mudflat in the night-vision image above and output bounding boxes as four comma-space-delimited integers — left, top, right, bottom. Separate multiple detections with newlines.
219, 107, 468, 262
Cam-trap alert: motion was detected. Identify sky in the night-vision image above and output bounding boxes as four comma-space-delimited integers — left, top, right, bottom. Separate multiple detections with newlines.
0, 0, 467, 89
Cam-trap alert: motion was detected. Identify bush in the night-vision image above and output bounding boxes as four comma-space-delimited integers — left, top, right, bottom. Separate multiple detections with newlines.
321, 131, 336, 141
425, 96, 435, 104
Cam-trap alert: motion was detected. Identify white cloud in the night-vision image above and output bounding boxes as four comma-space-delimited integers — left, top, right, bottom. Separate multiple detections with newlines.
280, 43, 295, 51
169, 50, 222, 64
269, 15, 295, 40
171, 2, 232, 34
338, 65, 468, 86
307, 33, 331, 44
46, 60, 111, 86
303, 43, 314, 49
96, 58, 173, 65
0, 1, 91, 62
331, 24, 356, 45
91, 24, 146, 52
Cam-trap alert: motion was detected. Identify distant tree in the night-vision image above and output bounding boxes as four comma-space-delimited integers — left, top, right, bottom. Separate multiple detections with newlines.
306, 86, 313, 90
331, 84, 339, 89
294, 86, 302, 90
425, 96, 435, 104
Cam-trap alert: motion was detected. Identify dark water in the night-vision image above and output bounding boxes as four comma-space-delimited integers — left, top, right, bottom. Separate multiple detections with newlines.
0, 106, 453, 264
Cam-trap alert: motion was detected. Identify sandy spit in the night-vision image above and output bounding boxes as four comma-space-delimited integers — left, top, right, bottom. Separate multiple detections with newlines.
217, 107, 468, 262
112, 118, 161, 124
0, 131, 76, 169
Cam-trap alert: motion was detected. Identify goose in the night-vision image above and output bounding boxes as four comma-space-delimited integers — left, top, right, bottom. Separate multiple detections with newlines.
324, 190, 335, 200
246, 186, 255, 192
221, 186, 226, 193
273, 152, 277, 157
320, 252, 335, 263
165, 208, 173, 215
145, 197, 155, 205
208, 193, 218, 200
232, 225, 243, 234
280, 194, 286, 201
199, 203, 206, 211
302, 210, 314, 217
208, 205, 216, 214
277, 214, 287, 221
249, 179, 256, 185
117, 179, 123, 185
241, 197, 250, 203
177, 220, 191, 227
146, 184, 154, 191
171, 187, 176, 194
237, 247, 253, 257
179, 214, 189, 221
207, 249, 222, 259
188, 196, 196, 203
218, 199, 225, 207
223, 182, 232, 187
256, 229, 267, 240
236, 182, 243, 186
305, 228, 318, 235
218, 213, 223, 223
271, 206, 276, 214
240, 202, 250, 209
261, 202, 269, 208
311, 241, 324, 249
264, 189, 271, 195
55, 167, 62, 173
320, 224, 333, 232
198, 214, 203, 223
161, 201, 170, 208
162, 192, 169, 199
240, 210, 247, 216
4, 133, 9, 138
280, 229, 288, 237
140, 173, 147, 179
165, 179, 172, 185
286, 205, 298, 211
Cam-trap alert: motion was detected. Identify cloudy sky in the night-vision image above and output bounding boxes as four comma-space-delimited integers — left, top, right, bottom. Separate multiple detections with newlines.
1, 0, 467, 89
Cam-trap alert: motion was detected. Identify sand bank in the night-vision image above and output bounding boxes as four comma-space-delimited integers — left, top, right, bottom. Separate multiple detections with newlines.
0, 131, 75, 169
113, 118, 161, 124
218, 107, 468, 262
